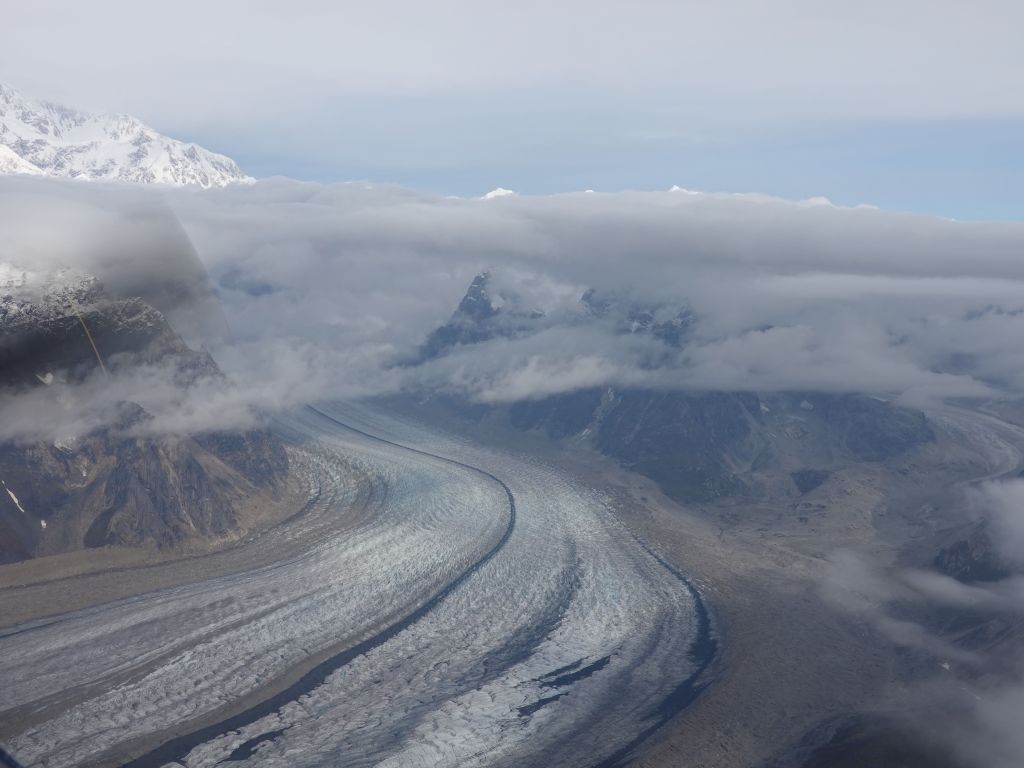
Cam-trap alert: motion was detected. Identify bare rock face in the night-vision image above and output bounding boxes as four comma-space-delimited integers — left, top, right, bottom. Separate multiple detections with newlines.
0, 268, 287, 563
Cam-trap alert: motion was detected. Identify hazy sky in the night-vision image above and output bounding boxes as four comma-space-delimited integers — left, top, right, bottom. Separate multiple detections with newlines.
2, 1, 1023, 217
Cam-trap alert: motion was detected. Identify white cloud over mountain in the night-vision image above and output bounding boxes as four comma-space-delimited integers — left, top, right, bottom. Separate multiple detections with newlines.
2, 173, 1024, 444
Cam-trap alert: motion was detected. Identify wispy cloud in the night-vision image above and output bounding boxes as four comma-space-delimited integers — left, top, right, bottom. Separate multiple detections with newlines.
819, 479, 1024, 768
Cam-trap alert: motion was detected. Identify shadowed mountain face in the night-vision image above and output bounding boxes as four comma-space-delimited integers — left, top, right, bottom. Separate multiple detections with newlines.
412, 273, 934, 502
512, 388, 931, 502
0, 268, 217, 389
0, 267, 286, 563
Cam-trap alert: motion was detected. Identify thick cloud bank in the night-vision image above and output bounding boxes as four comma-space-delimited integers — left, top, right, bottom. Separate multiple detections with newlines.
2, 175, 1024, 439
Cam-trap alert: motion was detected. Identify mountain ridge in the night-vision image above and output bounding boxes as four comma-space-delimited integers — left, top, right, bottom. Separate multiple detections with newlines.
0, 82, 251, 188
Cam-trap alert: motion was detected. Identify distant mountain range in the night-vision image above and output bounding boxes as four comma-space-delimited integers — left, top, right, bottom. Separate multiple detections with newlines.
0, 83, 251, 187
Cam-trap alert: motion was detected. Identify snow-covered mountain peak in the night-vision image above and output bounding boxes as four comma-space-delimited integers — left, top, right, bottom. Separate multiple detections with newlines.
0, 83, 252, 188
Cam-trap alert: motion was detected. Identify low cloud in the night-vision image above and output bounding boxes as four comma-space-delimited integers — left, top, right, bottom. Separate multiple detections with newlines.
169, 178, 1024, 406
970, 479, 1024, 568
3, 175, 1024, 440
819, 479, 1024, 768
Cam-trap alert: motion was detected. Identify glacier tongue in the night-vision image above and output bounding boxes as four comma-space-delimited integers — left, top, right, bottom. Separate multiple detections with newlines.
0, 82, 252, 188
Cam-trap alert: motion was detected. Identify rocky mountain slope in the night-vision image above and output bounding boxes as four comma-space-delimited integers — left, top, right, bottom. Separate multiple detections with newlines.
0, 266, 285, 563
0, 83, 251, 187
412, 273, 934, 503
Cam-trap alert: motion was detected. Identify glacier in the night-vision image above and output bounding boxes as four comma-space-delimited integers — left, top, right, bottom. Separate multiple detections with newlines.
0, 403, 714, 767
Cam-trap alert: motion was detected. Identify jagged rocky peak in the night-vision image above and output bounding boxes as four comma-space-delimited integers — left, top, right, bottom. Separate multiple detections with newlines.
415, 270, 697, 362
0, 82, 252, 187
414, 271, 550, 361
454, 271, 547, 319
0, 264, 117, 323
580, 287, 614, 317
457, 272, 500, 321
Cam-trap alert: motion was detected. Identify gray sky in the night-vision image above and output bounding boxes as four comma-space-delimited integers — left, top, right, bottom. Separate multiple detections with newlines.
3, 1, 1024, 214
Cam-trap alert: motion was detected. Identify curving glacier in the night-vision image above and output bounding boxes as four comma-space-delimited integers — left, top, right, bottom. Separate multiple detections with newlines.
0, 403, 713, 768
